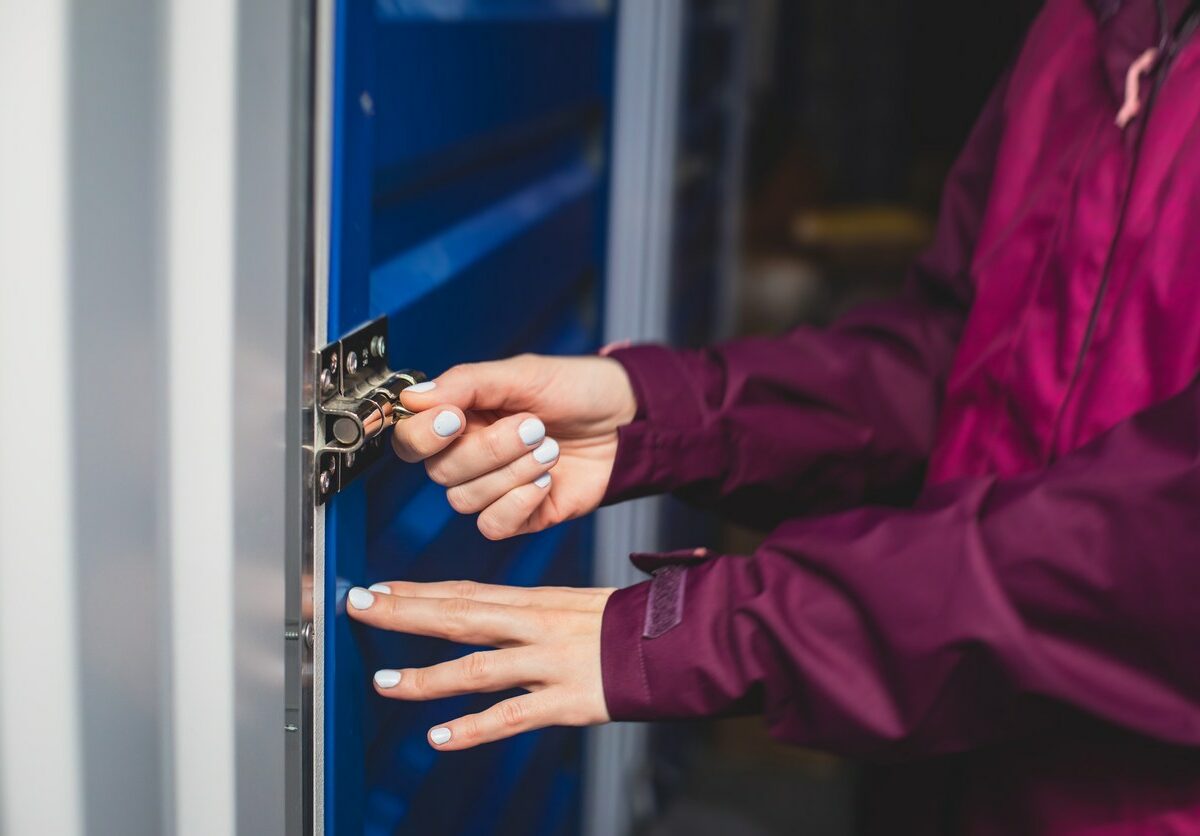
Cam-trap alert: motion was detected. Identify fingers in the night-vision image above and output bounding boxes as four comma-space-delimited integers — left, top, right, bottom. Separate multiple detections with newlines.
356, 578, 615, 751
426, 693, 552, 751
443, 446, 559, 518
365, 579, 613, 612
390, 405, 466, 463
475, 477, 555, 540
371, 648, 545, 701
424, 412, 555, 487
345, 587, 543, 646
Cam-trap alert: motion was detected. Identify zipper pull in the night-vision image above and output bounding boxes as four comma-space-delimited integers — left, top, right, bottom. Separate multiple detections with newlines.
1115, 47, 1160, 128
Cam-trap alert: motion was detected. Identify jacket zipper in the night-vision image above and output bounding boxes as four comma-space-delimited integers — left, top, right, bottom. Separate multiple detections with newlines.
1043, 1, 1200, 463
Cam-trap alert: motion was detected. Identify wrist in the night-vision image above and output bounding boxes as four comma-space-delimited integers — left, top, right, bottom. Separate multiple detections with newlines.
597, 356, 638, 428
600, 344, 711, 430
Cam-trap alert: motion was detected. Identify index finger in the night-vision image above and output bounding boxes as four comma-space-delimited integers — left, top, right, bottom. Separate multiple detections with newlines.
345, 587, 542, 647
365, 579, 612, 613
399, 358, 539, 415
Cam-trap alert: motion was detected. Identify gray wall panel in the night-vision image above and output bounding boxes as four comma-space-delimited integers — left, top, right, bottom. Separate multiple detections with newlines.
68, 1, 170, 832
232, 0, 296, 833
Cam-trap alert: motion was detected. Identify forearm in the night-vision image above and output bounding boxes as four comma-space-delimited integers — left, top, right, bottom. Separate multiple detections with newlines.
603, 293, 965, 526
601, 374, 1200, 757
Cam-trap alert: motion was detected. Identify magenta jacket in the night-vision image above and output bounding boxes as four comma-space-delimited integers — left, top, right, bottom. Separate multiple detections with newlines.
598, 0, 1200, 832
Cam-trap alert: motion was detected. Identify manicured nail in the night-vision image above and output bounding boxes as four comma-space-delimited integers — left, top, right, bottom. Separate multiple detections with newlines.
368, 583, 391, 594
433, 411, 462, 437
430, 726, 452, 745
406, 381, 437, 393
374, 669, 402, 689
348, 587, 375, 610
518, 417, 546, 446
533, 473, 552, 489
533, 437, 559, 464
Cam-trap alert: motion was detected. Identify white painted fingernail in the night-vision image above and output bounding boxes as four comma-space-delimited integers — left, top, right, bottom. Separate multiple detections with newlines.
430, 727, 452, 745
433, 411, 462, 437
374, 669, 402, 689
368, 583, 391, 594
533, 473, 552, 489
533, 437, 559, 464
518, 417, 546, 446
406, 381, 437, 393
348, 587, 375, 610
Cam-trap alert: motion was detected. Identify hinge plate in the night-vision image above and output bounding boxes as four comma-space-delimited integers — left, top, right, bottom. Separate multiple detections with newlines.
314, 316, 424, 504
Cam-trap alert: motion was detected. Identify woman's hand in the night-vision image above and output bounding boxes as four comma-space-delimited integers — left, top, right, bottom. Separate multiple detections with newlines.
345, 579, 614, 750
391, 354, 637, 540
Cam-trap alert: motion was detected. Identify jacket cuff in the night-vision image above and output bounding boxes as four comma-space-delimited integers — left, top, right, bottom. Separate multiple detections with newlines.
599, 549, 725, 721
600, 581, 655, 719
604, 344, 710, 426
601, 344, 728, 504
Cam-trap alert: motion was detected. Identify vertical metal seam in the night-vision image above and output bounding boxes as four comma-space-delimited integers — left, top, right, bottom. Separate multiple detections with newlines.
310, 0, 336, 832
286, 1, 319, 834
153, 1, 178, 831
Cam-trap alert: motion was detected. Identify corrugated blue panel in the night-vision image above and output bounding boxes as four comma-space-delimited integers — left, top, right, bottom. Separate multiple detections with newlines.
376, 0, 608, 22
325, 2, 613, 833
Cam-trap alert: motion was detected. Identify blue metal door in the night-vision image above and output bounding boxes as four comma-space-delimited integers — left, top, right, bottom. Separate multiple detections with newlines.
323, 2, 614, 833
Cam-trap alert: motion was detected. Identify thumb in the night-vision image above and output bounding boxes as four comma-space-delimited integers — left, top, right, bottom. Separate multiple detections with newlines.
399, 358, 538, 414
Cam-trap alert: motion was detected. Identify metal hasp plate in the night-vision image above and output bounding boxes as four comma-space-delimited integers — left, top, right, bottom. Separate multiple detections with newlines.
314, 316, 424, 504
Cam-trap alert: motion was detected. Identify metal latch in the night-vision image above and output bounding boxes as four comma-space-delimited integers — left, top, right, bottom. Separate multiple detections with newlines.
315, 316, 425, 504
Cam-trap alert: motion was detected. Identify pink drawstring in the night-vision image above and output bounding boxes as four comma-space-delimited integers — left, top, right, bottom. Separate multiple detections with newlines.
1115, 47, 1160, 128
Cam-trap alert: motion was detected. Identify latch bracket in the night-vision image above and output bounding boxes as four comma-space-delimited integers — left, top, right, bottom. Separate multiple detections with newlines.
314, 316, 424, 504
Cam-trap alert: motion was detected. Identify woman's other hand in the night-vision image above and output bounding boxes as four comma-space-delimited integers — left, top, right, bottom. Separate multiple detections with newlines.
346, 579, 613, 749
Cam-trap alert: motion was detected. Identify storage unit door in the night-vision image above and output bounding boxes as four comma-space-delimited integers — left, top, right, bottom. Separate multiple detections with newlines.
322, 2, 614, 834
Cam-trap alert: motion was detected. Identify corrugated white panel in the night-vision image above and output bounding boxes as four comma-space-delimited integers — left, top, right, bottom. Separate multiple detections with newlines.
0, 2, 297, 833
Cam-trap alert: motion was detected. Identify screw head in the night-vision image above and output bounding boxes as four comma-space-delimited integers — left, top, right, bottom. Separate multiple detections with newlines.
318, 470, 332, 494
329, 352, 338, 372
319, 368, 334, 395
346, 351, 359, 374
370, 335, 386, 359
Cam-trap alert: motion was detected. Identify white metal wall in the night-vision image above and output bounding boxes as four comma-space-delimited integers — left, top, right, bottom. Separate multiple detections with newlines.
0, 3, 84, 833
0, 1, 299, 833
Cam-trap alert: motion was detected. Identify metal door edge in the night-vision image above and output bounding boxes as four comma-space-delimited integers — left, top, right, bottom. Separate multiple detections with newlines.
310, 0, 335, 832
284, 0, 330, 833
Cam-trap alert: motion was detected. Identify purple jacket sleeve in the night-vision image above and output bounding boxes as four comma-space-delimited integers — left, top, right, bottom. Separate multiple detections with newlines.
602, 69, 1011, 528
600, 373, 1200, 757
